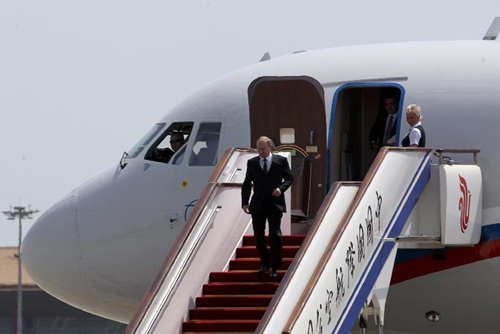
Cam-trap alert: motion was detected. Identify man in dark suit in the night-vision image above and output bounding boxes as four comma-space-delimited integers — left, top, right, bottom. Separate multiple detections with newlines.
369, 96, 399, 151
241, 136, 294, 277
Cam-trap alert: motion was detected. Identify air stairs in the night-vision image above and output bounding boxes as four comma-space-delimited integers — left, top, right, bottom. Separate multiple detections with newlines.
125, 147, 482, 334
182, 235, 305, 333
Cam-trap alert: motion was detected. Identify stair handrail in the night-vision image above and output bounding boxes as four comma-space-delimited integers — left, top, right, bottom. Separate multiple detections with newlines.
125, 147, 241, 334
253, 147, 431, 333
281, 147, 431, 333
434, 148, 480, 165
255, 180, 361, 333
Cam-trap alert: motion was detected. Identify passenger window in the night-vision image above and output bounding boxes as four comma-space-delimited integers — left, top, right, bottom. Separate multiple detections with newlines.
189, 123, 222, 166
145, 122, 194, 164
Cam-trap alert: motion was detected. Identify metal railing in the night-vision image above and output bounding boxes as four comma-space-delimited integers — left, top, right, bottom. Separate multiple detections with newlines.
125, 147, 240, 334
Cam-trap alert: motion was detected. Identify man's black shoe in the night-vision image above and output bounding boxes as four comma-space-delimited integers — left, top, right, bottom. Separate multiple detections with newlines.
258, 265, 269, 275
269, 267, 278, 278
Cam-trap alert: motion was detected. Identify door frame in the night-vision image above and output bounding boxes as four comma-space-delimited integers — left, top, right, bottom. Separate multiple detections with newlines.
248, 76, 326, 218
327, 83, 406, 189
248, 76, 325, 104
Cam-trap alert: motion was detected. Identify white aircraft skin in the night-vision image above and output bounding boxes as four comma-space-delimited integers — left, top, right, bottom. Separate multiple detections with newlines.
22, 40, 500, 332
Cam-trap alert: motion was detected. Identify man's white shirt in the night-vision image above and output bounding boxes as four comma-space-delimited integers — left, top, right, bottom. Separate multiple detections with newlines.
260, 153, 273, 170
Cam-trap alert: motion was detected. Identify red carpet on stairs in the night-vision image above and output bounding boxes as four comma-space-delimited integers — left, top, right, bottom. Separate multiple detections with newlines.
182, 235, 305, 333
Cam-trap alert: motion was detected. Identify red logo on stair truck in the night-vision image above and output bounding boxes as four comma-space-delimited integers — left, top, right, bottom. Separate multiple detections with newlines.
459, 174, 471, 233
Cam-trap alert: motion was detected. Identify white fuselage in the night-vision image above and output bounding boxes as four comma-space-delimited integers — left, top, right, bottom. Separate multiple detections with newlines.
22, 40, 500, 332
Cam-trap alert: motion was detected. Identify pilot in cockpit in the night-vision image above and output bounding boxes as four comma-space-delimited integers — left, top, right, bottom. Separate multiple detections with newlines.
144, 121, 193, 164
169, 132, 185, 153
154, 132, 185, 163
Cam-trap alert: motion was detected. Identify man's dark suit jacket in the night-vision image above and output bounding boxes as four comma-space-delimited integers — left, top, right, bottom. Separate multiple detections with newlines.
241, 154, 294, 214
369, 111, 398, 148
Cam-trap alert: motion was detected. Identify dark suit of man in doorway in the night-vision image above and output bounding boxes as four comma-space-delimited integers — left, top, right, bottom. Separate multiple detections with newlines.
241, 136, 294, 277
369, 95, 399, 151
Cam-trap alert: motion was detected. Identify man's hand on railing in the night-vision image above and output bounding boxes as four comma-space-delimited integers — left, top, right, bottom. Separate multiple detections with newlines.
242, 205, 250, 214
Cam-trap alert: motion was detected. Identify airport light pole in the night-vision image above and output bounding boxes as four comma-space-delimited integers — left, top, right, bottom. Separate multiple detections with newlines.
2, 206, 38, 334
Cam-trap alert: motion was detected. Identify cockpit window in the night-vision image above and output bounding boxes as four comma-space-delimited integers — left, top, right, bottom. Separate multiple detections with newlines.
145, 122, 194, 164
127, 123, 165, 158
189, 123, 222, 166
172, 145, 187, 165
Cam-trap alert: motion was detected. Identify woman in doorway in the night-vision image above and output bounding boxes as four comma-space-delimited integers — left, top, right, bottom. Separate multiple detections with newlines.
402, 104, 426, 147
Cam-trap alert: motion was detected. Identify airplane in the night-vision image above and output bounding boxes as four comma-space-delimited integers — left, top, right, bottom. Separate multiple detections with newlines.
21, 17, 500, 333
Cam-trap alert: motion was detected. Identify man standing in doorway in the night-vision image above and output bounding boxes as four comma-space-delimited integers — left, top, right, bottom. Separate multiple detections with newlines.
369, 95, 399, 151
241, 136, 294, 278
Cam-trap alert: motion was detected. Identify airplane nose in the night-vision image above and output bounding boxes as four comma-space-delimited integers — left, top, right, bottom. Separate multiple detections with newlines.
22, 190, 95, 310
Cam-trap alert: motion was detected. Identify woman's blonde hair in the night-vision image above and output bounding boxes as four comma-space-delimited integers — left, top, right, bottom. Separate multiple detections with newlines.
406, 104, 422, 118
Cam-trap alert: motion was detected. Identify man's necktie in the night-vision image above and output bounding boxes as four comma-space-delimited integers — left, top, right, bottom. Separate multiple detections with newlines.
263, 159, 268, 175
384, 116, 394, 144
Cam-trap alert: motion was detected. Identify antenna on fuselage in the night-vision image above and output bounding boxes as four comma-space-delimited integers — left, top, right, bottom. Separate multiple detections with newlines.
260, 52, 271, 62
483, 17, 500, 40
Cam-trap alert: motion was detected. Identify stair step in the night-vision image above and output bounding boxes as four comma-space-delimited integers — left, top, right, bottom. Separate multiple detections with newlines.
229, 259, 292, 271
196, 296, 273, 308
203, 283, 279, 295
189, 308, 266, 320
183, 320, 260, 332
242, 235, 306, 247
210, 271, 285, 283
236, 246, 300, 258
182, 235, 303, 333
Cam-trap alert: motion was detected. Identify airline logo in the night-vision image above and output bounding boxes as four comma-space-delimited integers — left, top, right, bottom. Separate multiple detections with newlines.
459, 174, 471, 233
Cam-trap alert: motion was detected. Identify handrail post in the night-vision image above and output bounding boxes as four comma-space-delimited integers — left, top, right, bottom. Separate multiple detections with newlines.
435, 148, 480, 165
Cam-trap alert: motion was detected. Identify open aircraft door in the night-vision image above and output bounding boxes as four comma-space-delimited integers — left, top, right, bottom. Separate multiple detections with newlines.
248, 77, 327, 218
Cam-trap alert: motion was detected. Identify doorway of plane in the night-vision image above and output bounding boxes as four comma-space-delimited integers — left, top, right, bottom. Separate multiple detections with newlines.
329, 85, 404, 184
248, 77, 326, 219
